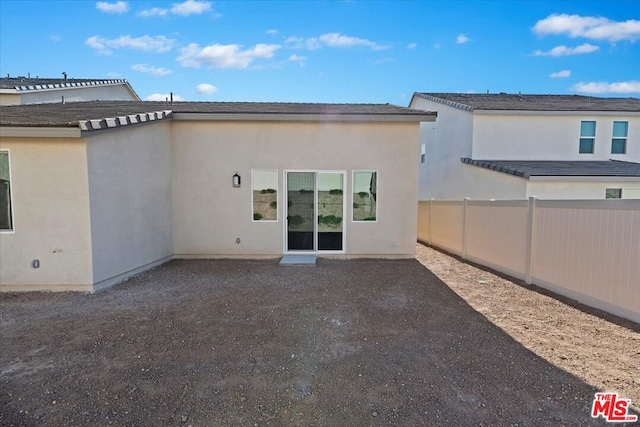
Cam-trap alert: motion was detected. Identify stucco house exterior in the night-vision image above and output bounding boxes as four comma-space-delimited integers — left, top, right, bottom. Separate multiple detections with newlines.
0, 100, 435, 292
0, 76, 140, 105
409, 93, 640, 200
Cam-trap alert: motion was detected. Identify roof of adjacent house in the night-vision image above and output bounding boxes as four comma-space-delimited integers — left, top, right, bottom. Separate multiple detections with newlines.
0, 77, 131, 91
412, 93, 640, 112
0, 100, 436, 130
461, 158, 640, 178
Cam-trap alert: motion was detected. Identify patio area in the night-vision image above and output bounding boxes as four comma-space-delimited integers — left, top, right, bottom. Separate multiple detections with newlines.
0, 249, 634, 426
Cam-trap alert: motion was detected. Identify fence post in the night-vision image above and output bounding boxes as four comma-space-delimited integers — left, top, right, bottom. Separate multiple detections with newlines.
525, 196, 537, 284
462, 197, 469, 259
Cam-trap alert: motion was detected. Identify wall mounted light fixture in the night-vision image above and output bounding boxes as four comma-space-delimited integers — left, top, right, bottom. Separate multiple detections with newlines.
233, 172, 241, 187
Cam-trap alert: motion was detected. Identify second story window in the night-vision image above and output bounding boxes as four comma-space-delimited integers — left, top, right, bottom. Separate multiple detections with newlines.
611, 121, 628, 154
420, 144, 426, 164
579, 121, 596, 154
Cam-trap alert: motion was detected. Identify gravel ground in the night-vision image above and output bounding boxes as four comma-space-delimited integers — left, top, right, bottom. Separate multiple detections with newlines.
1, 251, 638, 426
416, 244, 640, 414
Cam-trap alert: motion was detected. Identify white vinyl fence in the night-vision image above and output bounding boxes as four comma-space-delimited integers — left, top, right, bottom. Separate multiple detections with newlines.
418, 198, 640, 324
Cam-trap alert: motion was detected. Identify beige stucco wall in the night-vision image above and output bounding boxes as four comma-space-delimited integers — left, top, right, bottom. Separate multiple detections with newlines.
19, 84, 138, 104
473, 113, 640, 163
86, 122, 173, 286
527, 180, 640, 199
0, 93, 21, 105
0, 138, 93, 291
171, 120, 419, 257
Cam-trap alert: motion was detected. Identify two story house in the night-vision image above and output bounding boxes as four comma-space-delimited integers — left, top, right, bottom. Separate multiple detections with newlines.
409, 93, 640, 200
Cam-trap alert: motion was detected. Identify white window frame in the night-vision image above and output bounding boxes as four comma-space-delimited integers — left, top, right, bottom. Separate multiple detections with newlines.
0, 149, 15, 234
611, 121, 628, 155
251, 169, 279, 223
420, 144, 426, 164
351, 170, 379, 223
282, 170, 347, 254
579, 120, 596, 154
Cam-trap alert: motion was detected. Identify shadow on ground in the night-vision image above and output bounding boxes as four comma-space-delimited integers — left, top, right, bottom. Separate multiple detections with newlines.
1, 259, 635, 426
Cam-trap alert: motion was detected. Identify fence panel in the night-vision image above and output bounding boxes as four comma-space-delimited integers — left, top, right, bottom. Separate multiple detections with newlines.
533, 200, 640, 322
430, 201, 463, 256
465, 200, 529, 279
418, 198, 640, 323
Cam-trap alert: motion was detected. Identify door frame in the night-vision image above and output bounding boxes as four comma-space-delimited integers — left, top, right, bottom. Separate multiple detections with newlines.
283, 170, 346, 255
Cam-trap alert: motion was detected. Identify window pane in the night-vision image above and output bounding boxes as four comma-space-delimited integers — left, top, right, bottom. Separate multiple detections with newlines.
0, 152, 12, 230
252, 170, 278, 221
579, 138, 594, 154
611, 139, 626, 154
353, 171, 377, 221
612, 121, 628, 138
318, 173, 343, 251
606, 188, 622, 199
580, 121, 596, 137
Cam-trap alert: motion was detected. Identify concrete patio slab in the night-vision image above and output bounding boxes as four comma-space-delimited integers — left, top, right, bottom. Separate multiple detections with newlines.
279, 255, 317, 265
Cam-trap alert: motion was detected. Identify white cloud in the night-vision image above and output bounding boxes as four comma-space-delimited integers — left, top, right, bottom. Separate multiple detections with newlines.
177, 43, 280, 69
407, 43, 417, 49
288, 54, 306, 66
285, 33, 388, 50
131, 63, 173, 76
533, 43, 599, 56
549, 70, 571, 78
319, 33, 388, 50
533, 13, 640, 42
138, 7, 168, 17
456, 34, 470, 44
571, 80, 640, 94
196, 83, 218, 95
145, 93, 185, 101
96, 1, 129, 14
170, 0, 211, 16
85, 35, 177, 54
266, 29, 278, 35
49, 35, 61, 42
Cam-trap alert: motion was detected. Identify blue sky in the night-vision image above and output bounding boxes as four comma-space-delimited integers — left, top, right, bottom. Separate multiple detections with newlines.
1, 0, 638, 103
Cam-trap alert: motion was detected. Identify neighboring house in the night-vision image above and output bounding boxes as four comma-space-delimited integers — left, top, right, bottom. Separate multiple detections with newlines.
0, 100, 436, 292
409, 93, 640, 200
0, 76, 140, 105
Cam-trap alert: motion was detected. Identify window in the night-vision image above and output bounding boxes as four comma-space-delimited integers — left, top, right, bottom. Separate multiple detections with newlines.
352, 171, 377, 222
611, 121, 628, 154
605, 188, 622, 199
420, 144, 426, 164
0, 151, 13, 231
251, 170, 278, 221
579, 121, 596, 154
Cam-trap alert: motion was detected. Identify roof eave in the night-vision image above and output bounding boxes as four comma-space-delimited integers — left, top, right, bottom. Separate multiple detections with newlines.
174, 112, 437, 122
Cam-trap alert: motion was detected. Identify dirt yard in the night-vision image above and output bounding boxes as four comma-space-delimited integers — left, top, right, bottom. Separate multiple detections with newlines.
1, 249, 638, 426
416, 244, 640, 413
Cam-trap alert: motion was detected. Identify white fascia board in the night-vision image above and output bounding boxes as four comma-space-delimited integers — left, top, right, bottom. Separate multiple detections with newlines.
0, 89, 18, 94
0, 126, 82, 138
473, 110, 640, 117
174, 112, 436, 122
529, 175, 640, 182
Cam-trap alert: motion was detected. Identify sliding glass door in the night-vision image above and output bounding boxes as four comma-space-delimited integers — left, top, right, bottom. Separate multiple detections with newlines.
285, 171, 345, 253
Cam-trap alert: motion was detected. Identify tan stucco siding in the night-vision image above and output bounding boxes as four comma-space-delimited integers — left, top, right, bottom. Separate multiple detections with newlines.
86, 122, 173, 284
0, 93, 21, 106
171, 121, 419, 257
0, 138, 93, 290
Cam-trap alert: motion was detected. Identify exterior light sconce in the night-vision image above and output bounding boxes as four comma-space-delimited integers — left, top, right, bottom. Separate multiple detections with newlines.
232, 172, 241, 188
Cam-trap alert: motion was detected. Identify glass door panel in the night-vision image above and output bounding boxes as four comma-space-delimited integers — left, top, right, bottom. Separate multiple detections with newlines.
286, 172, 315, 251
317, 172, 344, 251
